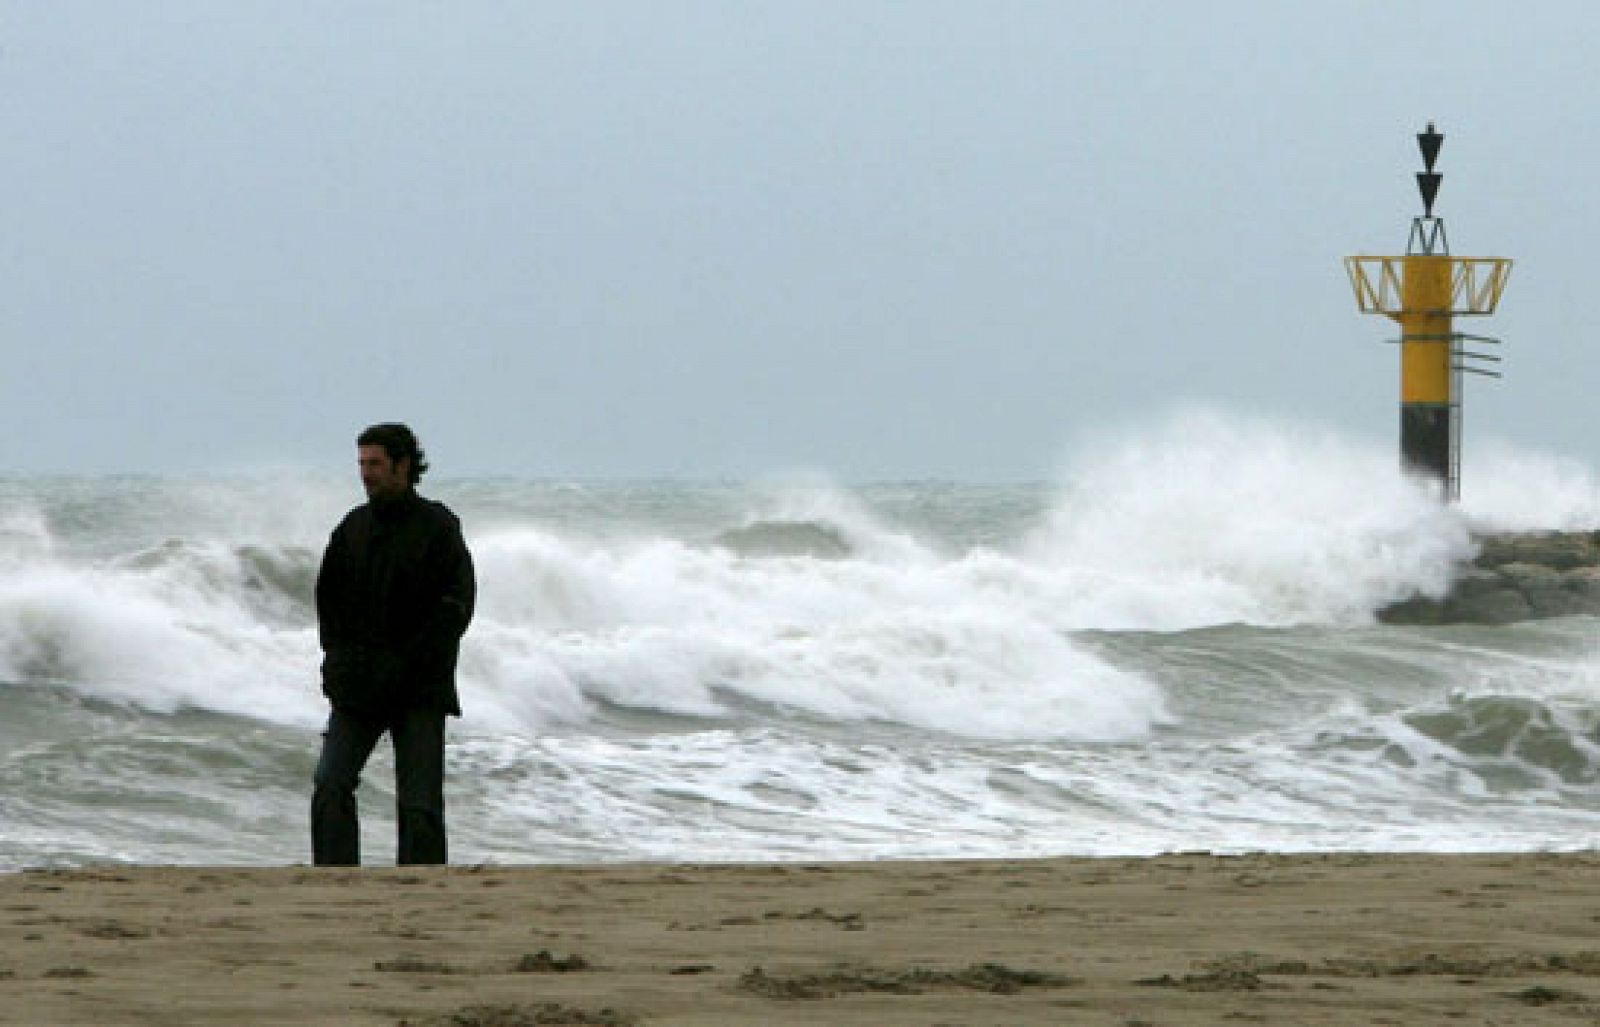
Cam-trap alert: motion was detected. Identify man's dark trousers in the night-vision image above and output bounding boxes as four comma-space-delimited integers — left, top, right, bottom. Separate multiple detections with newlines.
312, 706, 447, 865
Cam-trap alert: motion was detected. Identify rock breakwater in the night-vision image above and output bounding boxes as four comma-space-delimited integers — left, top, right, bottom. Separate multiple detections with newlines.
1380, 531, 1600, 625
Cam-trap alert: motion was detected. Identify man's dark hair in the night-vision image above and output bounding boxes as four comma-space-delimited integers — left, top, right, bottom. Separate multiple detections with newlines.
358, 423, 429, 485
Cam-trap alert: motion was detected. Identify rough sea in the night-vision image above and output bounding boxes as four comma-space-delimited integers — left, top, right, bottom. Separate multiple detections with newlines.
6, 411, 1600, 869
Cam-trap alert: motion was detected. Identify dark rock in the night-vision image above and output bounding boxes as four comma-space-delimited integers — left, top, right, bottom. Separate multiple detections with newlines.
1376, 595, 1446, 625
1564, 567, 1600, 601
1475, 532, 1600, 571
1442, 588, 1533, 625
1451, 568, 1511, 598
1380, 530, 1600, 625
1496, 562, 1562, 589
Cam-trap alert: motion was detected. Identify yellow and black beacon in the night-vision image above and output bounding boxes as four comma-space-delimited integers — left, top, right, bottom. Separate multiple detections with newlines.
1345, 123, 1512, 501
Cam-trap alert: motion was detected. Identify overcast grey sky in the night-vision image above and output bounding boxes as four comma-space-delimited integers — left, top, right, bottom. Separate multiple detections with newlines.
1, 1, 1593, 479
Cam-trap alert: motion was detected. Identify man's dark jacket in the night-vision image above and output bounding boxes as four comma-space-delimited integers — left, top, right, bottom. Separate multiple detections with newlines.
315, 491, 475, 719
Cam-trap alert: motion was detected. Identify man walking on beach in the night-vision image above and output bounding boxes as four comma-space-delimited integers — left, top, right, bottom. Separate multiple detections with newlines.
312, 423, 475, 865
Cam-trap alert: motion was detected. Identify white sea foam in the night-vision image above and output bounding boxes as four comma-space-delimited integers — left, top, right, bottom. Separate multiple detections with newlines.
3, 409, 1599, 749
0, 487, 1167, 742
1460, 439, 1600, 531
0, 553, 322, 726
7, 423, 1600, 866
465, 526, 1166, 740
1027, 407, 1474, 628
0, 506, 53, 567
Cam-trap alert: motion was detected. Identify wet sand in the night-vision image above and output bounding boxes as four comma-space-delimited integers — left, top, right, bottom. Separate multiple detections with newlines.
2, 852, 1599, 1025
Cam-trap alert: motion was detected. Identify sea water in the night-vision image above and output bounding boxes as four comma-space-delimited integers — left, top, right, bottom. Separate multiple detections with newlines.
4, 409, 1600, 868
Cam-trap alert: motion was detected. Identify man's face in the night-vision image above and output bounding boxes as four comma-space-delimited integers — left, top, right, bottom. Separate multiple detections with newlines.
358, 444, 411, 501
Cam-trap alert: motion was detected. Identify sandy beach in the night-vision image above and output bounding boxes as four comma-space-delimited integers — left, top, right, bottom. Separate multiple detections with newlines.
1, 852, 1598, 1025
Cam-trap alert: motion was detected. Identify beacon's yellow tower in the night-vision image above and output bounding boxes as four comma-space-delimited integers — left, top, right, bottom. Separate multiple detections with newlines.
1345, 123, 1512, 501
